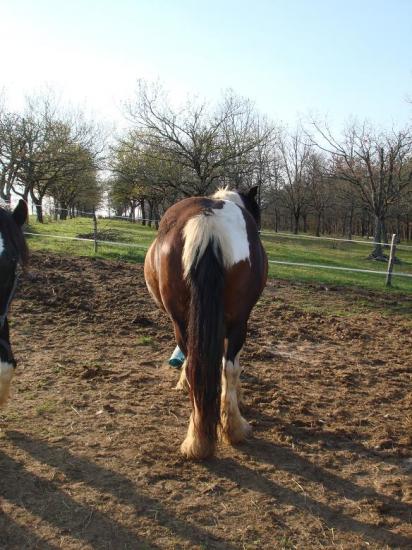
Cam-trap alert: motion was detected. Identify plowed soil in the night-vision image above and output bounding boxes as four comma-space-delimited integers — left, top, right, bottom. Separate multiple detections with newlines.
1, 252, 411, 549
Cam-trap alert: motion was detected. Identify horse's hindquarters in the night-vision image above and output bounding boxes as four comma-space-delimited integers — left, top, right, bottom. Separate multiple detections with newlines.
143, 192, 268, 460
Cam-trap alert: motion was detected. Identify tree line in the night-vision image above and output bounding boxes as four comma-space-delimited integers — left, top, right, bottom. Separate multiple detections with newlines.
1, 83, 411, 259
0, 93, 102, 222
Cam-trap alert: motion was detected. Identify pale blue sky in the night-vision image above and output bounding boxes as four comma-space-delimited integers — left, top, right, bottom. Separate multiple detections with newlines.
2, 0, 412, 130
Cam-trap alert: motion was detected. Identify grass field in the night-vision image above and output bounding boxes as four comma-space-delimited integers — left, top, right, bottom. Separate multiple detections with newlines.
25, 215, 412, 293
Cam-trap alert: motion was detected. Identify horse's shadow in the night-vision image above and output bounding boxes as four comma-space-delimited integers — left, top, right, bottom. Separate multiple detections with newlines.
205, 437, 412, 548
0, 515, 61, 550
2, 430, 236, 550
241, 376, 411, 473
277, 420, 411, 470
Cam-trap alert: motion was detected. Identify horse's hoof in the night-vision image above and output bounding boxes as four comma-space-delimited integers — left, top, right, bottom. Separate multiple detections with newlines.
180, 437, 215, 460
175, 379, 189, 392
222, 417, 252, 445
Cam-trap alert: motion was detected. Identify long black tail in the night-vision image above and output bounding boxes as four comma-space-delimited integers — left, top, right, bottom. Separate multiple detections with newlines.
187, 240, 225, 452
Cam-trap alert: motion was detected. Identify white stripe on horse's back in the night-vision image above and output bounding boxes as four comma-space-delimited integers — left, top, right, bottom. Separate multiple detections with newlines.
212, 188, 244, 209
0, 233, 4, 256
182, 201, 250, 278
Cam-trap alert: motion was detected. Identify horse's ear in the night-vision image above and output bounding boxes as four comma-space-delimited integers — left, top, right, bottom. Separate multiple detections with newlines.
12, 200, 28, 227
248, 186, 259, 200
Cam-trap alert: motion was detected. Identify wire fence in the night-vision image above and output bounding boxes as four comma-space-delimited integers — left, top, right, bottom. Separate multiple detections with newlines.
267, 259, 412, 278
24, 222, 412, 285
24, 231, 149, 250
260, 230, 412, 251
42, 205, 412, 250
5, 200, 411, 284
35, 202, 411, 246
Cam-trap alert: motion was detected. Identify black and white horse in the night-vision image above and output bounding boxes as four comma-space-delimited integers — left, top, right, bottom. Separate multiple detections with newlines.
0, 200, 28, 406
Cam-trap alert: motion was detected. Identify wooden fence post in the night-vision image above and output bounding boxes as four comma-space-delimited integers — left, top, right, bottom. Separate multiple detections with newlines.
385, 233, 397, 287
93, 209, 98, 253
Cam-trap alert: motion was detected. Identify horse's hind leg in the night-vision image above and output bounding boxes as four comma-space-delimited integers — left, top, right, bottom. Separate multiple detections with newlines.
221, 324, 252, 445
171, 322, 189, 392
175, 360, 189, 391
0, 362, 14, 406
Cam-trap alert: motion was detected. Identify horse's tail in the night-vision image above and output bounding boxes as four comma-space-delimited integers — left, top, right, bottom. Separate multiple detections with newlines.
183, 218, 225, 459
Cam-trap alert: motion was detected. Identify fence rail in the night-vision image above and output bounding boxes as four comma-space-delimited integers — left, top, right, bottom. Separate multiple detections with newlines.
41, 206, 412, 250
24, 232, 149, 250
268, 259, 412, 278
24, 231, 412, 280
260, 230, 412, 251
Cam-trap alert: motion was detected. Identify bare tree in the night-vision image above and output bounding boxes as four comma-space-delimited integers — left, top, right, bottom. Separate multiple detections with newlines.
124, 81, 270, 196
277, 128, 313, 234
306, 153, 333, 236
310, 120, 412, 258
0, 111, 27, 202
48, 144, 101, 218
2, 94, 103, 221
108, 131, 181, 224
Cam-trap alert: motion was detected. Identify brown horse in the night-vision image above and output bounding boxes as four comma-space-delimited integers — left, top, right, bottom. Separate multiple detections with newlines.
0, 200, 29, 406
144, 187, 267, 459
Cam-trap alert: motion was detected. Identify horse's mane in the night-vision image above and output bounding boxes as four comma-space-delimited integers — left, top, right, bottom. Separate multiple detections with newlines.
0, 207, 29, 266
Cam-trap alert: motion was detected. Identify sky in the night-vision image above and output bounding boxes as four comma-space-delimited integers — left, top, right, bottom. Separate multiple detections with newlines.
1, 0, 412, 132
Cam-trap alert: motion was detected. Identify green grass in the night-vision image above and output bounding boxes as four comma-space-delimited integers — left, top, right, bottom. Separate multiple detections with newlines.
25, 215, 412, 294
137, 336, 153, 346
262, 230, 412, 293
26, 215, 150, 263
36, 399, 58, 416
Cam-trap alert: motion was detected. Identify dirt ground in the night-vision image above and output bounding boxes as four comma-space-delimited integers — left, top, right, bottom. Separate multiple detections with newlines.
1, 252, 411, 550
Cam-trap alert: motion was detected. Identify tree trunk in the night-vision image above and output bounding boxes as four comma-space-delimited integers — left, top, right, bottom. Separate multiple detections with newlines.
347, 205, 354, 240
293, 213, 300, 234
315, 212, 321, 237
321, 212, 326, 235
341, 214, 347, 237
140, 200, 146, 226
153, 203, 160, 230
60, 203, 68, 220
396, 215, 401, 243
369, 215, 386, 260
302, 213, 308, 233
35, 202, 44, 223
361, 211, 367, 237
29, 185, 46, 222
382, 219, 388, 244
148, 201, 153, 227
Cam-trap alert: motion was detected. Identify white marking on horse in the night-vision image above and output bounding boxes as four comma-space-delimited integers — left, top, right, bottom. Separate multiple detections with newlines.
212, 187, 245, 209
221, 353, 251, 443
0, 233, 4, 256
0, 361, 14, 406
182, 200, 250, 278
